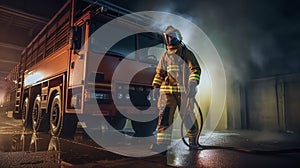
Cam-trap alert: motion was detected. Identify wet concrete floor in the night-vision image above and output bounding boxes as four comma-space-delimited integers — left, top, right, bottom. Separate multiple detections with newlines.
0, 115, 300, 168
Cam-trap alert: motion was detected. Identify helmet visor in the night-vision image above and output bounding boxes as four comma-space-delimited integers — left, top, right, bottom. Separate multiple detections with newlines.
163, 32, 181, 46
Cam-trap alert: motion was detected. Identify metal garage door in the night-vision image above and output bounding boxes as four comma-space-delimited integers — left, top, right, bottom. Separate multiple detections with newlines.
245, 74, 300, 132
284, 78, 300, 132
246, 78, 279, 130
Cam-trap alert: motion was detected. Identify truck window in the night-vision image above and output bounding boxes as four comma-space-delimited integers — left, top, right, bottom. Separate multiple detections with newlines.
72, 25, 85, 51
109, 34, 136, 59
89, 19, 136, 59
138, 32, 164, 63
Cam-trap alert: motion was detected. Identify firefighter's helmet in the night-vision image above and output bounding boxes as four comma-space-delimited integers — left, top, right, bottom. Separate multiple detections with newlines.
163, 26, 182, 46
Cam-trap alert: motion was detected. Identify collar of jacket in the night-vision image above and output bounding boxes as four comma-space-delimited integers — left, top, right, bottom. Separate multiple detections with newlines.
166, 44, 182, 55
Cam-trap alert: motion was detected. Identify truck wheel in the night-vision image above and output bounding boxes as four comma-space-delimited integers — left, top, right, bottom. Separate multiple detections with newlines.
50, 93, 78, 137
131, 117, 158, 137
21, 97, 32, 129
32, 95, 49, 132
105, 116, 126, 130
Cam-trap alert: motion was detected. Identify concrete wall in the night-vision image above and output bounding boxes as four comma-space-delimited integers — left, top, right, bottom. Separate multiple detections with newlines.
239, 73, 300, 132
284, 75, 300, 132
246, 78, 280, 130
226, 73, 300, 132
227, 81, 246, 129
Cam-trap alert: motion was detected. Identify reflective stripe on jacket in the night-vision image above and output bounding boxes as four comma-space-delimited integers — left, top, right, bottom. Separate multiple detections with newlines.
152, 45, 201, 94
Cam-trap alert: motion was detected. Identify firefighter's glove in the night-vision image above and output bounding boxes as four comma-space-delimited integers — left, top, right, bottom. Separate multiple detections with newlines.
152, 87, 160, 100
187, 81, 197, 98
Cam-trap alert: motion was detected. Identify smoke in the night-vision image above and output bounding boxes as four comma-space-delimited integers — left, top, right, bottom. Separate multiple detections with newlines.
107, 0, 300, 132
131, 0, 250, 83
89, 0, 300, 79
133, 0, 299, 79
250, 33, 284, 75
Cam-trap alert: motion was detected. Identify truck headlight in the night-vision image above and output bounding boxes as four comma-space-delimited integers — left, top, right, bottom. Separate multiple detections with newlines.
117, 93, 123, 99
147, 94, 151, 101
125, 93, 130, 99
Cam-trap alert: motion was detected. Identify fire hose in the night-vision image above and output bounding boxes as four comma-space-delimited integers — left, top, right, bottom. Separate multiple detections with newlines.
180, 97, 300, 154
166, 42, 300, 154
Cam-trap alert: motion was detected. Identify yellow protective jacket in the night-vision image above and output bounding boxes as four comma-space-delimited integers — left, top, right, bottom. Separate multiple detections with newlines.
152, 45, 201, 94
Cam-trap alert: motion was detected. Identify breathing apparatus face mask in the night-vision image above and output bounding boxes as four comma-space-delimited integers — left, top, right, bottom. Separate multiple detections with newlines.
163, 30, 182, 46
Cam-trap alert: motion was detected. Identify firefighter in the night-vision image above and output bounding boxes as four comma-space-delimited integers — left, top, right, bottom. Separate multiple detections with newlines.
151, 26, 201, 152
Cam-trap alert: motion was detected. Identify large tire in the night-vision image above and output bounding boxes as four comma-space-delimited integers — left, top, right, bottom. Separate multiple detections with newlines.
131, 117, 158, 137
21, 97, 32, 130
50, 93, 78, 137
105, 116, 126, 130
32, 95, 49, 132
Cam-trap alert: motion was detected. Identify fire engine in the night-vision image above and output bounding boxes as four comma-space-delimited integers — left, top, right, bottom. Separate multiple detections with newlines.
6, 0, 164, 136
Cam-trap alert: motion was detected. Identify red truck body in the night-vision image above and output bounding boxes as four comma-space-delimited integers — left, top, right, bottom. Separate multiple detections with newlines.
7, 0, 164, 136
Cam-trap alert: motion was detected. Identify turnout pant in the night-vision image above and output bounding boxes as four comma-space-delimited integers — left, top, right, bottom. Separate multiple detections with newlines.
156, 92, 199, 145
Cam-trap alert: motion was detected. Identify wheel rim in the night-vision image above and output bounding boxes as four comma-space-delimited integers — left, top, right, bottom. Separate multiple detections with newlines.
51, 103, 60, 129
22, 98, 28, 124
21, 106, 26, 122
32, 95, 42, 131
50, 94, 61, 135
32, 103, 38, 127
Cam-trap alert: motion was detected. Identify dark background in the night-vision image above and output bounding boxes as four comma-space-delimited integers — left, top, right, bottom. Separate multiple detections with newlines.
0, 0, 299, 92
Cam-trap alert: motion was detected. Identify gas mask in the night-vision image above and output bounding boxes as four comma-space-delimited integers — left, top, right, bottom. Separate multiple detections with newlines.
163, 27, 182, 46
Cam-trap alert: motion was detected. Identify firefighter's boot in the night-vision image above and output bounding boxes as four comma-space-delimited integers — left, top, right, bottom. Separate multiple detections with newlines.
189, 137, 200, 150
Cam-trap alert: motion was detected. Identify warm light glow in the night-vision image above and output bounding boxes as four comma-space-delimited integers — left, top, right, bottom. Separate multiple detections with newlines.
24, 72, 44, 86
0, 92, 4, 104
197, 68, 212, 119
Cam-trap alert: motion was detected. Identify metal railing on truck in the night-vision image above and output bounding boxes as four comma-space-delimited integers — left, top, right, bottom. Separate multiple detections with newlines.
15, 0, 72, 116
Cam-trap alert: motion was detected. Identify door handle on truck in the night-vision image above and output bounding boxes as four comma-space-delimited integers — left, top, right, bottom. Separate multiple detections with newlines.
71, 62, 75, 69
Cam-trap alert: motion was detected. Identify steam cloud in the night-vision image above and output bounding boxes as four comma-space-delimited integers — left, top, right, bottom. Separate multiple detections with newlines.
118, 0, 300, 81
115, 0, 300, 132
